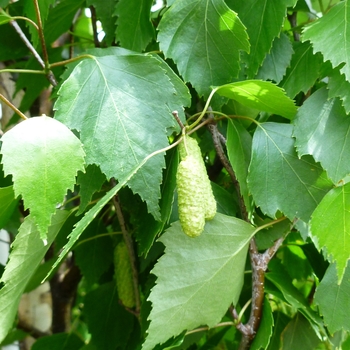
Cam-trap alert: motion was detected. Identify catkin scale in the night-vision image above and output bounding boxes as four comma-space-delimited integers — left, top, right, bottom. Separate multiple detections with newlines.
176, 135, 217, 237
113, 241, 135, 308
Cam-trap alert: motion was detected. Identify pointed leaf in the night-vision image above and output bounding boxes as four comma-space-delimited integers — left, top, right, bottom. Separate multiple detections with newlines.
314, 263, 350, 333
216, 80, 297, 120
328, 68, 350, 114
310, 183, 350, 283
0, 116, 85, 239
143, 213, 255, 350
248, 123, 333, 221
114, 0, 154, 52
228, 0, 288, 78
294, 88, 350, 184
157, 0, 249, 97
0, 186, 18, 228
302, 1, 350, 82
257, 33, 294, 84
54, 52, 190, 220
226, 119, 252, 213
280, 41, 323, 98
0, 211, 68, 343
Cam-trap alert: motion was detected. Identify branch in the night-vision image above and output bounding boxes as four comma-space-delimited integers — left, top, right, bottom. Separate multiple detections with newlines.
89, 5, 100, 48
111, 181, 141, 318
0, 92, 27, 120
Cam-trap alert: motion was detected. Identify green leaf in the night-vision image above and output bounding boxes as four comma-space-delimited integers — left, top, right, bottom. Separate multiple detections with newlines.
0, 186, 18, 228
0, 211, 68, 343
77, 164, 106, 215
314, 263, 350, 333
32, 333, 85, 350
267, 312, 291, 350
216, 80, 297, 120
157, 0, 249, 97
248, 123, 333, 221
256, 33, 294, 84
281, 313, 321, 350
328, 68, 350, 114
84, 282, 135, 350
114, 0, 154, 51
280, 41, 324, 98
86, 0, 116, 45
0, 116, 85, 240
0, 12, 11, 25
226, 119, 252, 214
143, 213, 255, 350
250, 296, 274, 350
310, 183, 350, 283
302, 1, 350, 82
228, 0, 288, 78
294, 88, 350, 184
54, 52, 190, 220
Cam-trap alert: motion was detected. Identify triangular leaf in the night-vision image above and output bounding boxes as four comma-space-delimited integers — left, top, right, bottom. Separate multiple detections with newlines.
0, 116, 85, 239
248, 122, 333, 222
216, 80, 297, 120
228, 0, 288, 78
310, 183, 350, 283
54, 51, 190, 220
143, 213, 255, 350
114, 0, 154, 52
302, 1, 350, 82
157, 0, 249, 97
294, 88, 350, 184
0, 211, 68, 343
314, 263, 350, 333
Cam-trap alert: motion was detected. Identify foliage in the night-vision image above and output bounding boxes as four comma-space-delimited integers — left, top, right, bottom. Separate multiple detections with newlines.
0, 0, 350, 349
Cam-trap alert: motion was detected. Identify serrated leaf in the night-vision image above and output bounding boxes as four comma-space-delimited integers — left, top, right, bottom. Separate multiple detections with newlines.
302, 1, 350, 82
248, 123, 333, 222
216, 80, 297, 120
157, 0, 249, 97
294, 88, 350, 184
314, 263, 350, 333
0, 186, 18, 228
0, 116, 85, 239
280, 41, 323, 98
226, 119, 252, 213
143, 213, 255, 350
54, 52, 189, 220
0, 211, 68, 343
114, 0, 154, 51
87, 0, 116, 45
228, 0, 288, 78
328, 68, 350, 114
310, 183, 350, 283
257, 33, 294, 84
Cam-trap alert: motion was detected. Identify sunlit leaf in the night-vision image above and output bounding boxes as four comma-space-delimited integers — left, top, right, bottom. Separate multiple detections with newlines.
0, 186, 18, 228
328, 68, 350, 114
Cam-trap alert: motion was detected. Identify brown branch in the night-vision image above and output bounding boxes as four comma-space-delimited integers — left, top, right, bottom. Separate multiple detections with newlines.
111, 180, 141, 317
287, 12, 300, 41
89, 6, 100, 48
32, 0, 49, 66
17, 319, 51, 339
0, 92, 27, 120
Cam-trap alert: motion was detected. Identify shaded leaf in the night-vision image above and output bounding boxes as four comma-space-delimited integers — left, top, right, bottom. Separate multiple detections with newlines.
294, 88, 350, 184
157, 0, 249, 97
267, 312, 291, 350
248, 123, 333, 221
226, 119, 252, 213
114, 0, 154, 52
143, 213, 255, 350
216, 80, 297, 120
0, 116, 85, 239
328, 68, 350, 114
302, 1, 350, 81
314, 263, 350, 333
0, 211, 68, 343
55, 51, 189, 220
228, 0, 288, 78
32, 333, 85, 350
84, 282, 134, 350
257, 33, 294, 84
0, 186, 18, 228
310, 183, 350, 283
280, 41, 323, 98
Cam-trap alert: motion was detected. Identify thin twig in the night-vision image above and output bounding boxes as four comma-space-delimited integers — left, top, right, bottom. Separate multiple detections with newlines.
111, 182, 141, 318
172, 110, 184, 129
0, 92, 27, 120
89, 6, 100, 48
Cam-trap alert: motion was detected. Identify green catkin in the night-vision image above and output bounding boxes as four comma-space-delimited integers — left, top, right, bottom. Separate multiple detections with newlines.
113, 241, 135, 308
176, 135, 217, 237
